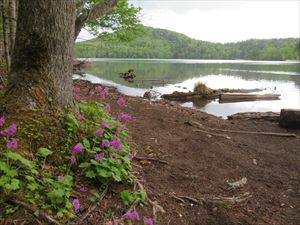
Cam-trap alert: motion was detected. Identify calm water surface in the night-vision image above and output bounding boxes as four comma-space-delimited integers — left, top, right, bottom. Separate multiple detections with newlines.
82, 58, 300, 118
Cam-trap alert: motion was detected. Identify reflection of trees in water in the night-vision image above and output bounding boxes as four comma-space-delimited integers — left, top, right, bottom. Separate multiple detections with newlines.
86, 61, 300, 88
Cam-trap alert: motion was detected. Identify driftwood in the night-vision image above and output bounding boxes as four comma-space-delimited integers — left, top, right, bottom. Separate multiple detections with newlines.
228, 112, 280, 122
219, 93, 280, 103
279, 109, 300, 129
5, 199, 60, 224
187, 120, 297, 138
209, 192, 252, 205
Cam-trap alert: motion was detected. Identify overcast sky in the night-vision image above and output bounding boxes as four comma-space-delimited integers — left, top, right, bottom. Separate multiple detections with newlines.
78, 0, 300, 43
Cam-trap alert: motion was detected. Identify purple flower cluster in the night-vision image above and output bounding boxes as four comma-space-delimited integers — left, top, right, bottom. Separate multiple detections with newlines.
110, 138, 122, 151
100, 121, 106, 129
6, 139, 18, 149
117, 97, 126, 107
1, 123, 17, 137
124, 210, 140, 221
0, 117, 5, 126
144, 217, 154, 225
70, 155, 77, 165
95, 86, 109, 99
118, 112, 132, 122
73, 198, 80, 212
95, 152, 104, 161
102, 140, 110, 148
77, 114, 85, 121
73, 144, 84, 154
95, 129, 104, 136
73, 86, 81, 101
79, 186, 88, 193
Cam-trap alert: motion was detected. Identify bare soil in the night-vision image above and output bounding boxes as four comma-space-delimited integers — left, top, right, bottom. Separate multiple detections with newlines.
75, 80, 300, 225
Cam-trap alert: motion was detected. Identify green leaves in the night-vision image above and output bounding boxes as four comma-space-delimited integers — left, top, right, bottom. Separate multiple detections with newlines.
37, 148, 53, 157
120, 190, 147, 206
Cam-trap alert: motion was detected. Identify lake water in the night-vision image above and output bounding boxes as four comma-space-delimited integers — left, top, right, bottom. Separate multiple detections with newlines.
82, 58, 300, 118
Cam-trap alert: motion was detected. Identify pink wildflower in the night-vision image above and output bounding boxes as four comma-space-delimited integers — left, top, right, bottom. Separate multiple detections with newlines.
144, 217, 154, 225
95, 152, 104, 161
77, 114, 85, 121
124, 210, 140, 221
1, 124, 17, 137
74, 95, 80, 101
100, 121, 106, 129
6, 139, 18, 149
73, 199, 80, 212
95, 86, 102, 93
74, 86, 81, 93
73, 144, 83, 154
80, 186, 88, 193
70, 155, 77, 165
117, 97, 126, 107
128, 154, 135, 160
102, 140, 110, 148
95, 129, 104, 136
0, 117, 5, 126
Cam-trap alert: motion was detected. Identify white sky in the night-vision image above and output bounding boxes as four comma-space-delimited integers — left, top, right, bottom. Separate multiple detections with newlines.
78, 0, 300, 43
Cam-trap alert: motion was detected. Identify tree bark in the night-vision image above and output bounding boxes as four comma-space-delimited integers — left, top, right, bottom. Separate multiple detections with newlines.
3, 0, 76, 113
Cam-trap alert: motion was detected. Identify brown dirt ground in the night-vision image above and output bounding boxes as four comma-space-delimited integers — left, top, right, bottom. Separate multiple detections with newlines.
74, 80, 300, 225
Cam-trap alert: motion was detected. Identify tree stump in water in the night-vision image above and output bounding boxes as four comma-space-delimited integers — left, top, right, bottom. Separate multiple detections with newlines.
279, 109, 300, 129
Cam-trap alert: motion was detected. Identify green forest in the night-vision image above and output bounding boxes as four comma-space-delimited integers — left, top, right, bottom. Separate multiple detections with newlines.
74, 27, 300, 60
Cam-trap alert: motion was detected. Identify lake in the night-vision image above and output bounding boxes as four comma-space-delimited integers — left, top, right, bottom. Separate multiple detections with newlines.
81, 58, 300, 118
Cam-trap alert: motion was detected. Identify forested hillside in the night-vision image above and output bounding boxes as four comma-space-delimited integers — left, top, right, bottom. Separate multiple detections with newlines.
75, 27, 300, 60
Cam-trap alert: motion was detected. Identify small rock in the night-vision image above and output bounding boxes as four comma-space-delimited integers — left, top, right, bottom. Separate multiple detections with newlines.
253, 159, 257, 165
206, 134, 212, 138
280, 203, 285, 207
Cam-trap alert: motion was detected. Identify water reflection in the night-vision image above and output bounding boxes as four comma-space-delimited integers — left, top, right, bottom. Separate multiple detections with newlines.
84, 59, 300, 118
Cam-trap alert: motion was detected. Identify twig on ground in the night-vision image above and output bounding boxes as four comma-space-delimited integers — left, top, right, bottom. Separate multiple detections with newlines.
194, 129, 231, 139
178, 195, 199, 204
6, 199, 60, 224
134, 156, 169, 165
170, 195, 185, 203
77, 186, 109, 225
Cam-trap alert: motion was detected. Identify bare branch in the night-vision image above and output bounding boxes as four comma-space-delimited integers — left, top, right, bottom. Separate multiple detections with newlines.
74, 0, 119, 39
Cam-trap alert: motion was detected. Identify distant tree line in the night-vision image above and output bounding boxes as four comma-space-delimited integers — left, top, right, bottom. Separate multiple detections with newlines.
75, 27, 300, 60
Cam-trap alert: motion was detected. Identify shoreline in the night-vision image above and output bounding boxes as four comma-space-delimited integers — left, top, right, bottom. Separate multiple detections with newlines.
74, 78, 300, 225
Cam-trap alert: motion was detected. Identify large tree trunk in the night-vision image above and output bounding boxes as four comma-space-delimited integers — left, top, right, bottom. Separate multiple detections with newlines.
3, 0, 76, 113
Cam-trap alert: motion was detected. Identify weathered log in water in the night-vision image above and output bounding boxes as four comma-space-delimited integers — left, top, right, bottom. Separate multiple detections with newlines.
161, 91, 218, 101
219, 93, 280, 103
161, 88, 265, 102
279, 109, 300, 129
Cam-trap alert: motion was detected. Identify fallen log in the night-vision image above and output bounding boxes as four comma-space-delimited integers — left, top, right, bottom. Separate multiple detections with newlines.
279, 109, 300, 129
228, 112, 280, 122
219, 93, 280, 103
187, 120, 297, 138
